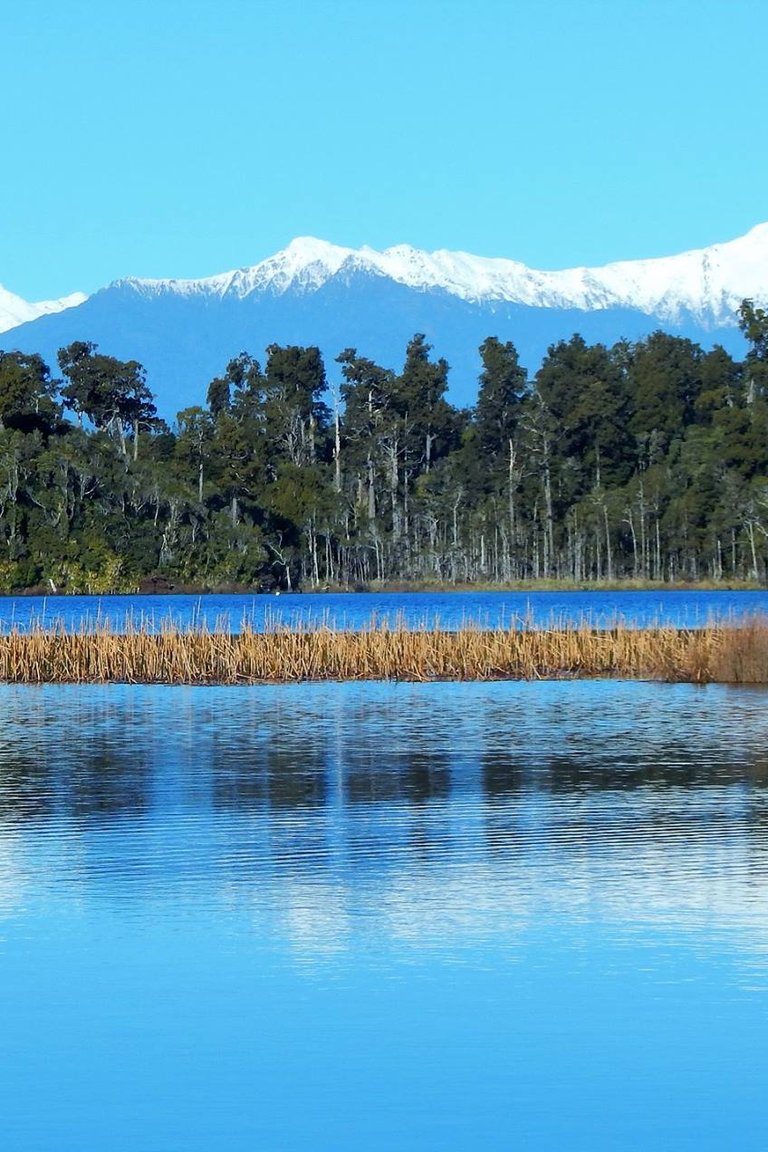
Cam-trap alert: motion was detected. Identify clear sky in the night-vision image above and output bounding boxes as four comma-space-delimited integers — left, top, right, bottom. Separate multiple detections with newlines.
3, 0, 767, 299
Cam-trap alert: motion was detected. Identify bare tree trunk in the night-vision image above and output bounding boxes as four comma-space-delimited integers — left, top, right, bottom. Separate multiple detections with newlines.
333, 393, 341, 493
625, 509, 638, 577
638, 481, 647, 579
367, 456, 376, 521
604, 505, 613, 582
747, 519, 759, 581
508, 440, 517, 562
425, 431, 435, 472
542, 451, 554, 578
384, 440, 399, 541
309, 518, 320, 587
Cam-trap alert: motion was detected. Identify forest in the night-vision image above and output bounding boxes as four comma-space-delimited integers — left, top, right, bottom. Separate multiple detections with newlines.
0, 300, 767, 593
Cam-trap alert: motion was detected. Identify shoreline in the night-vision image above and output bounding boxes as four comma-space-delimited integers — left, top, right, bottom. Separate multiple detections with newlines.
3, 578, 765, 598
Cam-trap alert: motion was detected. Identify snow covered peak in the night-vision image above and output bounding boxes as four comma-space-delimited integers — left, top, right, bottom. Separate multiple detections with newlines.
116, 224, 768, 325
282, 235, 355, 266
0, 285, 86, 336
228, 236, 358, 296
113, 237, 358, 301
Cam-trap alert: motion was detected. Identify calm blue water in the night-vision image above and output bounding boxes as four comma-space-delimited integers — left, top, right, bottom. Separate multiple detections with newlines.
2, 587, 768, 632
1, 680, 767, 1150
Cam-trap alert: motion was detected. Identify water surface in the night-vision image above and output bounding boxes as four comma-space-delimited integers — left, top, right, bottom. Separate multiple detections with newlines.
2, 587, 768, 632
1, 680, 767, 1150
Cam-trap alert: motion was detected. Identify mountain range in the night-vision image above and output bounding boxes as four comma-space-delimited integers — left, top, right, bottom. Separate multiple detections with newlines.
2, 225, 767, 417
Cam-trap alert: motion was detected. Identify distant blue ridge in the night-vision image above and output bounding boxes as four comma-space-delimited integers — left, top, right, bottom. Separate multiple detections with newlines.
3, 270, 748, 420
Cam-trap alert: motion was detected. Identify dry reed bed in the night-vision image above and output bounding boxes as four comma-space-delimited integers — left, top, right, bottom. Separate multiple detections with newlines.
0, 617, 767, 684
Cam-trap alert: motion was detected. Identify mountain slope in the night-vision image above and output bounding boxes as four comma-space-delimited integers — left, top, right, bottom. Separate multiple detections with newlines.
3, 227, 766, 416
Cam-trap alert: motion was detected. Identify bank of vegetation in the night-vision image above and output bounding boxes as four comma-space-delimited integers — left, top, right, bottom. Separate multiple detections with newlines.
0, 617, 766, 684
1, 300, 767, 592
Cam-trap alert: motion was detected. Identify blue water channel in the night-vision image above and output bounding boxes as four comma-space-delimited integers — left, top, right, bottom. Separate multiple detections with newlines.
1, 678, 767, 1150
2, 587, 768, 632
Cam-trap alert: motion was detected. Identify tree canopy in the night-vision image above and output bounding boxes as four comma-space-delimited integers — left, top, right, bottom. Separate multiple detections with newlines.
0, 314, 766, 593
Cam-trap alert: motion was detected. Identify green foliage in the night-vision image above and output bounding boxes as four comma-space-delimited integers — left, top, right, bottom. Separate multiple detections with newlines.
475, 337, 527, 459
628, 332, 704, 447
738, 299, 768, 361
0, 351, 62, 434
1, 317, 767, 590
58, 341, 158, 455
46, 550, 134, 595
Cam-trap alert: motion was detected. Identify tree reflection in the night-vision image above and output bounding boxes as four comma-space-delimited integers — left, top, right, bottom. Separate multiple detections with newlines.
69, 745, 150, 818
0, 741, 149, 820
482, 754, 524, 801
1, 685, 767, 892
0, 752, 54, 819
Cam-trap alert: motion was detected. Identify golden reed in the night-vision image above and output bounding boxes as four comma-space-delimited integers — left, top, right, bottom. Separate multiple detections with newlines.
0, 616, 767, 684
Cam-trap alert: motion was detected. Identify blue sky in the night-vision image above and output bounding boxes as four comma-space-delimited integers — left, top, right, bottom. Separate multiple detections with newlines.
3, 0, 766, 299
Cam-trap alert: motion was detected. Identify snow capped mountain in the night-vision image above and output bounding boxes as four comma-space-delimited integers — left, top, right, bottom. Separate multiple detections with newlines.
5, 223, 768, 334
113, 224, 768, 324
3, 224, 766, 417
0, 284, 86, 335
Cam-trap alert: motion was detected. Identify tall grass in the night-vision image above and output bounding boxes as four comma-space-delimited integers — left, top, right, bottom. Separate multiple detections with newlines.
0, 616, 767, 684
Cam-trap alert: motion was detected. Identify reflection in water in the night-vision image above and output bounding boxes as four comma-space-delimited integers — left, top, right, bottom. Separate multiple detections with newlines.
0, 681, 767, 948
1, 681, 768, 1152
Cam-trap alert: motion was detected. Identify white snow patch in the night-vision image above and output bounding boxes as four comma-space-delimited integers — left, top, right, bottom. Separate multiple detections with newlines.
0, 287, 87, 336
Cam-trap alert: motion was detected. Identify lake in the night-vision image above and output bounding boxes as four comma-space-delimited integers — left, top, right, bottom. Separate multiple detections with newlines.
2, 586, 768, 632
1, 678, 767, 1150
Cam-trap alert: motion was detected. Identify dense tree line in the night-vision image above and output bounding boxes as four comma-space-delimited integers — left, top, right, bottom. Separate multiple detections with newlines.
1, 304, 767, 593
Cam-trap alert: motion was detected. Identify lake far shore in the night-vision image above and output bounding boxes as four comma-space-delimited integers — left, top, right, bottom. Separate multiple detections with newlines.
4, 576, 765, 598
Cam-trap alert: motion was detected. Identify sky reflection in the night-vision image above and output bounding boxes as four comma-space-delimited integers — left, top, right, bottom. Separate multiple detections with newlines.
1, 681, 768, 1151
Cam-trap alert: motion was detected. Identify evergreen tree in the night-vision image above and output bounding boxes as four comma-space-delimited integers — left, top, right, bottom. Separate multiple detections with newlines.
0, 351, 61, 434
58, 341, 158, 457
475, 337, 527, 461
628, 332, 704, 452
